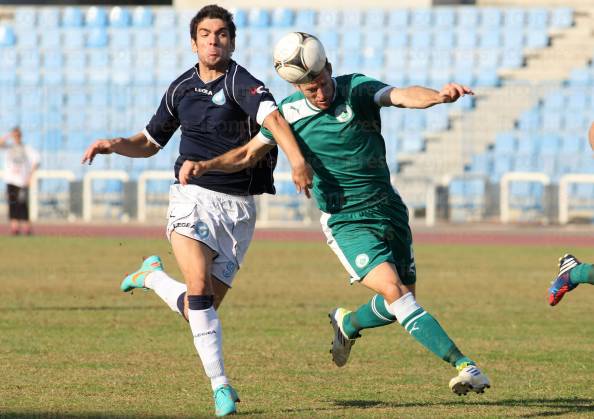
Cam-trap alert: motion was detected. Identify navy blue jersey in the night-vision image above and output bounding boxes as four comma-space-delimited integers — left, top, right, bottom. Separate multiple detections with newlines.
144, 60, 278, 195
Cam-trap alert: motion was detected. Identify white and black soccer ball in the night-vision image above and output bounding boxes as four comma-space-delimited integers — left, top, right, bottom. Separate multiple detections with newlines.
273, 32, 327, 84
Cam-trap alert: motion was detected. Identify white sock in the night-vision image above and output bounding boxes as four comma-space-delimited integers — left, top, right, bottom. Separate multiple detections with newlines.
145, 271, 187, 314
387, 292, 422, 324
188, 307, 228, 391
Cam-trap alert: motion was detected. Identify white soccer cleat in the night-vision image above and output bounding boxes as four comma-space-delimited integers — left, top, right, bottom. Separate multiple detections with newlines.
449, 365, 491, 396
328, 308, 358, 367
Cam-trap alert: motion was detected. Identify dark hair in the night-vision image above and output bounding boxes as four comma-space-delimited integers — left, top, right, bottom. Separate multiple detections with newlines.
190, 5, 236, 41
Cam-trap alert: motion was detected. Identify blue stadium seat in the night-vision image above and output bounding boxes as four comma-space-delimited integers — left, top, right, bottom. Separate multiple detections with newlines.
20, 50, 40, 68
232, 9, 248, 28
38, 8, 60, 28
517, 110, 540, 131
477, 48, 500, 69
272, 8, 294, 27
433, 30, 455, 50
560, 135, 583, 154
63, 7, 84, 27
551, 8, 573, 29
365, 9, 385, 28
456, 29, 478, 48
469, 153, 491, 176
475, 69, 500, 87
480, 8, 502, 29
541, 91, 564, 110
132, 28, 154, 49
410, 32, 432, 49
248, 29, 269, 50
87, 28, 108, 47
132, 7, 153, 27
86, 6, 108, 28
342, 31, 362, 52
342, 10, 363, 27
318, 10, 340, 27
458, 8, 479, 28
568, 68, 591, 86
494, 132, 516, 154
501, 48, 524, 68
109, 7, 131, 27
410, 9, 432, 28
385, 49, 407, 71
109, 28, 132, 49
386, 32, 408, 49
503, 9, 526, 30
387, 10, 409, 29
63, 28, 85, 49
89, 49, 109, 67
318, 31, 339, 52
503, 29, 524, 47
154, 9, 176, 28
403, 111, 426, 131
40, 29, 60, 49
479, 30, 501, 48
517, 135, 539, 155
294, 9, 316, 30
564, 112, 586, 131
0, 26, 16, 47
542, 112, 563, 131
90, 86, 110, 107
566, 90, 589, 110
434, 8, 455, 28
525, 31, 549, 49
156, 31, 177, 48
249, 9, 270, 27
365, 32, 384, 49
15, 30, 36, 48
400, 132, 425, 153
429, 68, 451, 87
540, 134, 562, 158
527, 8, 549, 30
14, 8, 37, 28
409, 51, 430, 71
426, 109, 449, 131
340, 54, 362, 74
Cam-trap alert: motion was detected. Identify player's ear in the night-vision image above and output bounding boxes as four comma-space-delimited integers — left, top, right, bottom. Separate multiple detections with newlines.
191, 37, 198, 53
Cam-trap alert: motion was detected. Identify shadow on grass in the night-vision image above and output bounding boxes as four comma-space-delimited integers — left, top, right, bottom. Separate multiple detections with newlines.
0, 410, 266, 419
0, 305, 164, 312
331, 397, 594, 417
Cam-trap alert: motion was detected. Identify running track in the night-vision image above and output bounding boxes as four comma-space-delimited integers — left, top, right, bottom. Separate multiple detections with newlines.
4, 223, 594, 247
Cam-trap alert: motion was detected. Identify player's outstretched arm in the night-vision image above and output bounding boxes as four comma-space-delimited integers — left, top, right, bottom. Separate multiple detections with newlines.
380, 83, 474, 109
81, 132, 160, 165
178, 137, 275, 185
261, 110, 313, 194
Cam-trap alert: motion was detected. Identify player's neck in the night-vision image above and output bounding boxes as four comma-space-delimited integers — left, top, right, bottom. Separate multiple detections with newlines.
197, 62, 227, 82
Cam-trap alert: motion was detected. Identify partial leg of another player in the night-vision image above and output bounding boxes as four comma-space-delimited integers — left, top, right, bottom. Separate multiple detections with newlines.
549, 254, 594, 306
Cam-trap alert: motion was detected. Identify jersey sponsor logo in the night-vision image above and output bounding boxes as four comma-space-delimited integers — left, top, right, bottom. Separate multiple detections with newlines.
334, 104, 354, 123
173, 222, 194, 229
196, 221, 210, 239
194, 87, 213, 95
193, 329, 217, 338
212, 89, 226, 105
355, 253, 369, 268
250, 85, 268, 95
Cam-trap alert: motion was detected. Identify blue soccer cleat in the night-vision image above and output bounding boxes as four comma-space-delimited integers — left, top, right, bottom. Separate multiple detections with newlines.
549, 254, 580, 306
120, 255, 164, 292
213, 384, 240, 417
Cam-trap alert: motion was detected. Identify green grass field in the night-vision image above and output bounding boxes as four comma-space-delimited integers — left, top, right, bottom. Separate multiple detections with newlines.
1, 236, 593, 418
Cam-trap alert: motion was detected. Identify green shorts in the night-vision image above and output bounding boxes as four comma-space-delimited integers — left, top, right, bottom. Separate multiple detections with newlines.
320, 198, 416, 285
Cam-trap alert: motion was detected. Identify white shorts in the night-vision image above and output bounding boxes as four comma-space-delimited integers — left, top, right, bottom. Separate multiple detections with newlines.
166, 184, 256, 287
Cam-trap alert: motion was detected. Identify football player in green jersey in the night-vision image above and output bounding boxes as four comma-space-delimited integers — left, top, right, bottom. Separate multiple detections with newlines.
178, 38, 490, 396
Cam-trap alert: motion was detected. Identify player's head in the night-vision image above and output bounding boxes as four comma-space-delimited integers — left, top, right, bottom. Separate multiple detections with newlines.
190, 5, 236, 68
11, 126, 22, 143
294, 62, 334, 110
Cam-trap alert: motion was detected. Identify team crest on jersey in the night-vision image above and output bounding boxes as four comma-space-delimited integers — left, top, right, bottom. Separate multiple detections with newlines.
355, 253, 369, 268
334, 104, 353, 123
212, 89, 226, 105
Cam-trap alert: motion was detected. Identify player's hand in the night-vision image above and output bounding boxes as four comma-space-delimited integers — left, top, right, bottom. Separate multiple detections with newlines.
439, 83, 474, 103
179, 160, 208, 185
291, 161, 313, 199
81, 139, 113, 165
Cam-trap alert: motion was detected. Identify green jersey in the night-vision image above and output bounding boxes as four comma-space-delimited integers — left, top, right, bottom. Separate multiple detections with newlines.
261, 73, 403, 213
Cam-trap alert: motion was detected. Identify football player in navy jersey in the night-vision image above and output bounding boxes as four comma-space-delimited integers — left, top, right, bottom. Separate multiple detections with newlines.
82, 5, 311, 417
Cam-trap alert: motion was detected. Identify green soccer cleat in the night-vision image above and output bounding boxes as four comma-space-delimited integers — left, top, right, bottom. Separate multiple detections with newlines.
214, 384, 240, 417
120, 255, 164, 292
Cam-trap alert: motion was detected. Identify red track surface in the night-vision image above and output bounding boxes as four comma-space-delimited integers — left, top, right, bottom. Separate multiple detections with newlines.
3, 222, 594, 247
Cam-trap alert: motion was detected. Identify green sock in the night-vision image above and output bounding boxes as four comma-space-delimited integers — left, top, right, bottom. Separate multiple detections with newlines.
570, 263, 594, 285
401, 308, 474, 368
342, 294, 396, 338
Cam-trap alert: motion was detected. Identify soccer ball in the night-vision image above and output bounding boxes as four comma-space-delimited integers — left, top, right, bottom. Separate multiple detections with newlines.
273, 32, 327, 84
